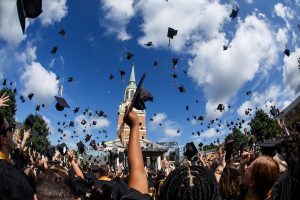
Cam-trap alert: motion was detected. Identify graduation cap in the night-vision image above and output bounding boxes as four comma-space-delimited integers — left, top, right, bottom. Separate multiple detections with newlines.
92, 121, 97, 125
229, 5, 239, 20
51, 46, 58, 54
69, 121, 74, 127
154, 61, 158, 68
283, 46, 290, 57
144, 41, 153, 46
126, 52, 134, 60
185, 106, 189, 110
184, 142, 198, 161
67, 77, 73, 82
216, 104, 225, 112
77, 141, 85, 154
172, 58, 178, 68
91, 164, 100, 172
13, 88, 17, 94
85, 134, 92, 142
246, 91, 252, 95
167, 27, 178, 46
178, 85, 185, 93
198, 116, 205, 121
58, 29, 66, 36
28, 93, 34, 100
119, 70, 126, 82
2, 79, 7, 86
45, 145, 56, 159
270, 106, 280, 117
131, 74, 153, 110
109, 74, 114, 80
257, 139, 283, 156
17, 0, 43, 34
73, 107, 79, 113
223, 45, 229, 50
171, 73, 178, 78
57, 143, 68, 155
36, 105, 40, 111
26, 115, 36, 127
54, 96, 70, 111
90, 140, 97, 150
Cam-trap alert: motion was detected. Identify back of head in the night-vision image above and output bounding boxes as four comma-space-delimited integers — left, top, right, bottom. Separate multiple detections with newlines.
159, 165, 221, 200
251, 156, 279, 199
36, 168, 75, 200
88, 184, 113, 200
99, 164, 109, 177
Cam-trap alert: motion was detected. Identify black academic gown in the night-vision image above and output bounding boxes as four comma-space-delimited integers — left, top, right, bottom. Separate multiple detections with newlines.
0, 159, 34, 200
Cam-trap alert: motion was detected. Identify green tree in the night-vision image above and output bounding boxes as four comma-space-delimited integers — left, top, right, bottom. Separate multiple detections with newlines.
22, 114, 50, 152
250, 109, 282, 142
0, 88, 16, 127
203, 143, 218, 151
225, 128, 249, 155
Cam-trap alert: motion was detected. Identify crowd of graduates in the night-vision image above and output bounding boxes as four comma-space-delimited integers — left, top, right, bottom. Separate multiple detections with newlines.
0, 92, 300, 200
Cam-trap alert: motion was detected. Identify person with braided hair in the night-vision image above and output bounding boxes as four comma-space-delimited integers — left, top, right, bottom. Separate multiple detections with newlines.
159, 165, 222, 200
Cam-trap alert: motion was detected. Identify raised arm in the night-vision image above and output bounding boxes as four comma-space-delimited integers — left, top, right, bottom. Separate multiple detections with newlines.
124, 107, 148, 194
67, 150, 84, 179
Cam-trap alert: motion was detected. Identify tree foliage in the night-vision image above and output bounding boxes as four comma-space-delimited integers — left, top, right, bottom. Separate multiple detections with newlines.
250, 109, 282, 142
203, 143, 218, 151
0, 88, 16, 128
224, 128, 249, 155
22, 114, 50, 153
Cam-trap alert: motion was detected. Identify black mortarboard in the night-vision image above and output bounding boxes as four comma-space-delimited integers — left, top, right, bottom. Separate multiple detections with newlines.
119, 70, 126, 82
167, 27, 178, 46
92, 121, 97, 125
13, 88, 17, 94
77, 141, 85, 154
57, 143, 68, 155
109, 74, 114, 80
178, 85, 185, 93
284, 46, 290, 57
185, 106, 189, 110
85, 134, 92, 142
81, 119, 87, 125
172, 58, 178, 67
28, 93, 34, 100
184, 142, 198, 160
73, 107, 79, 113
246, 91, 252, 95
257, 139, 283, 156
67, 77, 73, 82
145, 41, 153, 46
126, 52, 134, 60
17, 0, 43, 34
229, 5, 239, 20
131, 74, 154, 110
2, 79, 7, 86
223, 45, 229, 50
90, 140, 97, 150
171, 73, 178, 78
35, 105, 40, 111
51, 46, 58, 54
54, 96, 70, 111
198, 116, 205, 121
216, 104, 225, 112
45, 145, 56, 159
58, 29, 66, 36
69, 121, 74, 127
154, 61, 158, 67
270, 107, 280, 117
26, 115, 35, 127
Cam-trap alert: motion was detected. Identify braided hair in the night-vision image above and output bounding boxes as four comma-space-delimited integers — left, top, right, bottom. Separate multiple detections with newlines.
159, 165, 221, 200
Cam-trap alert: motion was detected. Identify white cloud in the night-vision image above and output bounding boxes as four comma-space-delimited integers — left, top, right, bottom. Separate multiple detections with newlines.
39, 0, 68, 26
20, 61, 59, 105
188, 128, 219, 144
100, 0, 135, 40
275, 28, 288, 48
0, 0, 26, 45
188, 13, 278, 117
149, 112, 181, 138
274, 3, 294, 29
42, 115, 55, 135
283, 48, 300, 95
136, 0, 229, 51
245, 0, 253, 4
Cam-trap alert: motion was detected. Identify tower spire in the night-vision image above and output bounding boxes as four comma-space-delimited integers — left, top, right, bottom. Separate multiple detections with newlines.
129, 64, 135, 84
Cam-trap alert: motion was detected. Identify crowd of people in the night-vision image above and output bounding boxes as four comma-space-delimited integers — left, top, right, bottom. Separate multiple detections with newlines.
0, 92, 299, 200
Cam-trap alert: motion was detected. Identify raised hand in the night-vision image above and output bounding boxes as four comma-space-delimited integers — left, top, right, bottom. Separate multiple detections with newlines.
123, 106, 139, 128
0, 92, 10, 107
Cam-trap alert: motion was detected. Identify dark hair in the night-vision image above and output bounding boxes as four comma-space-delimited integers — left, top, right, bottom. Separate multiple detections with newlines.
0, 113, 10, 136
159, 165, 221, 200
36, 168, 76, 200
99, 164, 109, 177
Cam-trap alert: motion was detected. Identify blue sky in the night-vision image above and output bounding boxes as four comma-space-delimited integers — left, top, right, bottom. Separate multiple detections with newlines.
0, 0, 300, 150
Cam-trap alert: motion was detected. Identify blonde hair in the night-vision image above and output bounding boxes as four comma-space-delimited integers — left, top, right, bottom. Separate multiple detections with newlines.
246, 156, 279, 200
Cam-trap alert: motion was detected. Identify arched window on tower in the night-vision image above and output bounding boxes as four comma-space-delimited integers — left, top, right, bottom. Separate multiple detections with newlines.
126, 91, 129, 100
130, 90, 135, 99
